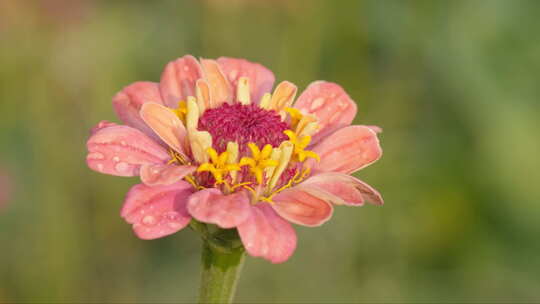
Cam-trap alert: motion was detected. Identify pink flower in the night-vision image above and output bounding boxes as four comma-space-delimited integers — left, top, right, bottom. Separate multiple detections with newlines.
86, 55, 383, 263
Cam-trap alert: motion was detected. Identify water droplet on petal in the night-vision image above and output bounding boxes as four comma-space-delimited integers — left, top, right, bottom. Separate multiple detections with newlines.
168, 222, 180, 229
112, 156, 120, 162
115, 162, 130, 173
164, 211, 179, 220
142, 215, 157, 226
88, 152, 105, 160
310, 98, 324, 111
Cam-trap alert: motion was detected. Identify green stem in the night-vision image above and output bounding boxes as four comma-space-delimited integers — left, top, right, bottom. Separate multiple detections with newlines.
191, 221, 245, 304
199, 240, 245, 304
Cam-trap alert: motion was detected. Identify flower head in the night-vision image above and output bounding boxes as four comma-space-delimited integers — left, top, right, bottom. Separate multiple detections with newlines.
86, 55, 383, 263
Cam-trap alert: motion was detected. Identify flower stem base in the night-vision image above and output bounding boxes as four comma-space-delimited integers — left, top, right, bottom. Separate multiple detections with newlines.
199, 240, 245, 304
192, 220, 246, 304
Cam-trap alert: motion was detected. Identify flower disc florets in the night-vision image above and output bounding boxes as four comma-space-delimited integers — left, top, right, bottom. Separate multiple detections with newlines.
198, 103, 289, 154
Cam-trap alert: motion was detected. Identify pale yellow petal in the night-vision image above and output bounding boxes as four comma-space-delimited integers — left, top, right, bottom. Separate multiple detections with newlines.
190, 131, 212, 164
259, 92, 272, 110
269, 141, 293, 190
237, 77, 251, 105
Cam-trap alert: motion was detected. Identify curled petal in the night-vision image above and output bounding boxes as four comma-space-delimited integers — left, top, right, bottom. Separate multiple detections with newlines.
112, 82, 164, 140
187, 189, 250, 228
121, 182, 193, 240
217, 57, 275, 103
237, 204, 297, 264
294, 81, 357, 143
307, 125, 382, 174
160, 55, 203, 108
86, 125, 169, 176
272, 187, 334, 227
200, 59, 232, 107
302, 172, 384, 205
140, 103, 188, 156
140, 164, 197, 186
268, 81, 297, 113
365, 125, 383, 134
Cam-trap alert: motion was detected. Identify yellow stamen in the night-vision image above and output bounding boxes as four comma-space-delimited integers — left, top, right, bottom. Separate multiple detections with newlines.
285, 107, 303, 129
239, 143, 279, 184
259, 166, 311, 205
284, 130, 320, 162
197, 147, 241, 185
231, 181, 253, 191
167, 149, 187, 165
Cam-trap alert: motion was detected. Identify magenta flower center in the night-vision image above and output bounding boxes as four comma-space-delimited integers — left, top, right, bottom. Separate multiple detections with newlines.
198, 103, 289, 153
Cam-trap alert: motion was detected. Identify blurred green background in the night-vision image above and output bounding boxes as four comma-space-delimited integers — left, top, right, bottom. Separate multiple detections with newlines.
1, 0, 540, 303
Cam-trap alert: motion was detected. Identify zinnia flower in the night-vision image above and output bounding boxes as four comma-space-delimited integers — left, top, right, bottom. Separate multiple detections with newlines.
86, 55, 383, 263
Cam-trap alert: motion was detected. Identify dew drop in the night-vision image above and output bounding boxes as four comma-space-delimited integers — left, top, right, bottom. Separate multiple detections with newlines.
164, 211, 179, 220
88, 152, 105, 160
310, 98, 325, 111
115, 162, 130, 173
142, 215, 157, 226
112, 156, 120, 162
168, 222, 180, 229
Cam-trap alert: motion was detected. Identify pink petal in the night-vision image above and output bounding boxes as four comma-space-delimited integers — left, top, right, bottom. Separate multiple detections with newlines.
217, 57, 275, 103
187, 189, 251, 229
307, 125, 382, 174
272, 187, 334, 227
139, 102, 188, 156
121, 182, 193, 240
302, 172, 384, 206
294, 81, 357, 143
140, 164, 197, 186
90, 120, 117, 135
200, 59, 232, 107
365, 125, 383, 134
237, 204, 297, 264
112, 81, 165, 141
159, 55, 203, 108
86, 125, 169, 176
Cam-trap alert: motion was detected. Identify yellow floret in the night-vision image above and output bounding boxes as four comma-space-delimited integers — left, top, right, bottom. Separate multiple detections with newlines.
239, 143, 279, 184
284, 130, 320, 162
197, 147, 240, 185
